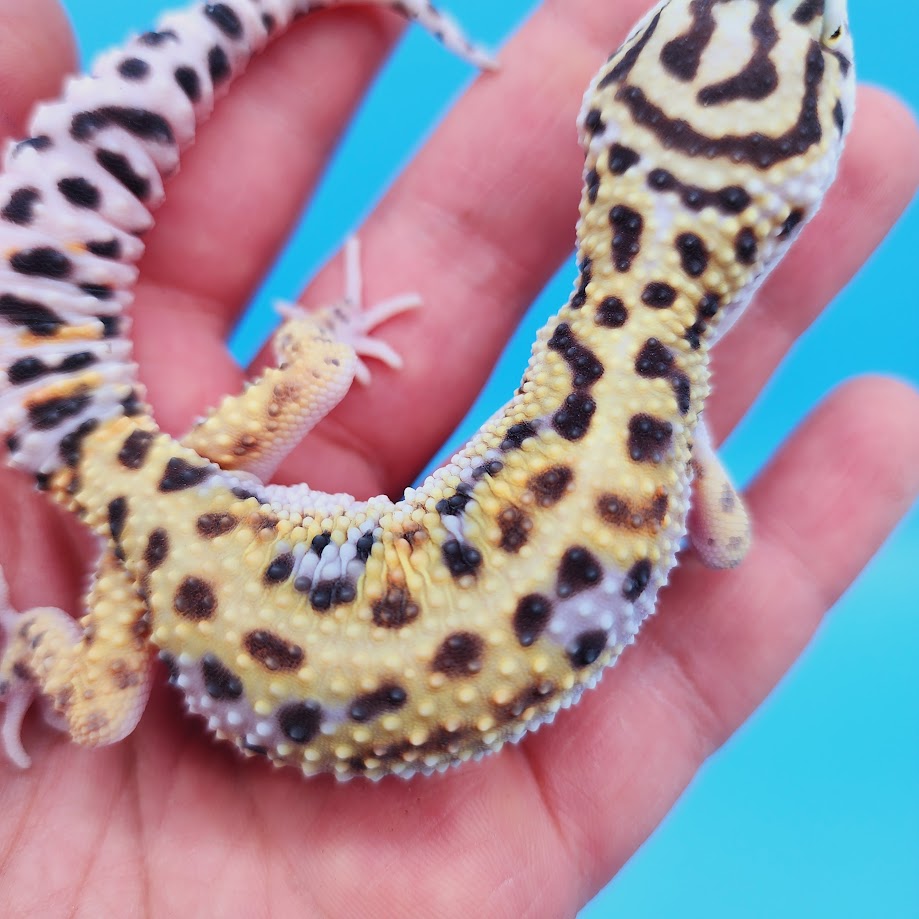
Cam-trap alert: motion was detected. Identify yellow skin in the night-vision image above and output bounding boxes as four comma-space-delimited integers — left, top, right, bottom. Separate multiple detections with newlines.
0, 0, 860, 779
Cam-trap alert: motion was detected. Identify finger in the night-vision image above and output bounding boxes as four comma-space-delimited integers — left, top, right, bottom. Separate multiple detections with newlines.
0, 0, 75, 143
135, 7, 405, 314
131, 8, 411, 432
708, 89, 919, 443
520, 376, 919, 902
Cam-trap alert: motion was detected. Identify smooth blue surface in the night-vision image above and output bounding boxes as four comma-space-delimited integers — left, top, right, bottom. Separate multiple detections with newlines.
65, 2, 918, 915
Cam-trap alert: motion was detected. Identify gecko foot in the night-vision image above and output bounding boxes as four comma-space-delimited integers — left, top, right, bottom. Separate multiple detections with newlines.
277, 236, 422, 385
0, 568, 80, 768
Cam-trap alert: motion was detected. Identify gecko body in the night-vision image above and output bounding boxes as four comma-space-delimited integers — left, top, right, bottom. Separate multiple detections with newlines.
0, 0, 855, 779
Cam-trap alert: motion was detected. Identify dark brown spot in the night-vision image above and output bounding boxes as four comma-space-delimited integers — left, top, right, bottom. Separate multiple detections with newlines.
278, 701, 321, 744
685, 320, 707, 351
159, 456, 212, 491
432, 632, 484, 678
442, 539, 482, 578
635, 338, 674, 378
570, 257, 592, 309
98, 315, 120, 337
196, 513, 238, 538
585, 168, 601, 205
173, 577, 217, 621
138, 29, 178, 46
628, 414, 673, 463
609, 143, 639, 175
596, 297, 628, 328
793, 0, 824, 23
71, 106, 174, 144
264, 553, 294, 584
568, 630, 608, 668
501, 421, 538, 451
349, 684, 408, 723
96, 149, 151, 200
308, 578, 356, 612
11, 247, 72, 279
596, 491, 668, 534
436, 486, 472, 517
676, 233, 709, 277
547, 323, 604, 388
557, 546, 603, 598
833, 99, 845, 133
59, 418, 98, 467
583, 108, 604, 134
14, 135, 52, 154
698, 293, 721, 318
108, 497, 128, 547
58, 176, 101, 209
623, 559, 653, 602
778, 209, 805, 239
118, 57, 150, 79
553, 391, 596, 442
529, 466, 573, 507
144, 528, 169, 570
28, 391, 90, 431
204, 3, 243, 39
372, 586, 420, 629
201, 654, 243, 700
498, 506, 531, 553
719, 186, 752, 214
642, 282, 677, 309
208, 45, 231, 84
244, 630, 305, 672
513, 594, 553, 647
735, 227, 758, 265
2, 187, 40, 225
672, 371, 692, 415
118, 429, 154, 469
174, 67, 201, 102
610, 204, 644, 272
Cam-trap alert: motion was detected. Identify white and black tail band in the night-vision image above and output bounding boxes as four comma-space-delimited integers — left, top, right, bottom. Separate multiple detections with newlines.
0, 0, 492, 481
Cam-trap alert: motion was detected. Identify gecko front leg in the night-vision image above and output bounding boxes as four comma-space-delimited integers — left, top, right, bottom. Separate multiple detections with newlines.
183, 237, 421, 481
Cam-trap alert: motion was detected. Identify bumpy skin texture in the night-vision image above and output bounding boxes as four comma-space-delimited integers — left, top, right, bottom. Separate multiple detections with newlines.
0, 0, 855, 779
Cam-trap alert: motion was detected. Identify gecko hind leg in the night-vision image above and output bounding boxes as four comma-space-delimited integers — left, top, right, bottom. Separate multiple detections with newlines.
0, 551, 153, 767
688, 420, 752, 569
183, 237, 421, 480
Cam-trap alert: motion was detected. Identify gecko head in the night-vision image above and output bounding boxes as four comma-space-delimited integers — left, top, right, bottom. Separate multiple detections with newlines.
583, 0, 856, 176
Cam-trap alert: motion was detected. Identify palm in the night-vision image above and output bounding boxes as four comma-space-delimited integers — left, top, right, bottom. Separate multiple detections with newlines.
1, 1, 917, 915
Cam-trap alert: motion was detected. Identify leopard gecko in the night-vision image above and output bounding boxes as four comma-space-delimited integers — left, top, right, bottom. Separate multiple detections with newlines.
0, 0, 855, 779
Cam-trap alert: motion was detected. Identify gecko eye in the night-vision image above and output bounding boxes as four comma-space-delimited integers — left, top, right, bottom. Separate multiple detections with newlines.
822, 21, 845, 46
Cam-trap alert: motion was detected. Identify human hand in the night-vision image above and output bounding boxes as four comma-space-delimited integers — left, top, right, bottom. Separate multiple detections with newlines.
0, 1, 917, 915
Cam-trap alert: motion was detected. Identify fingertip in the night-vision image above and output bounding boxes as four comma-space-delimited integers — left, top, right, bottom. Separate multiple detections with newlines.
857, 85, 919, 181
821, 374, 919, 496
0, 0, 77, 143
840, 86, 919, 217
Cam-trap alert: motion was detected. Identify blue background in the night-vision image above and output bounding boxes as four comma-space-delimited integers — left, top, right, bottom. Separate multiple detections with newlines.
66, 2, 917, 915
